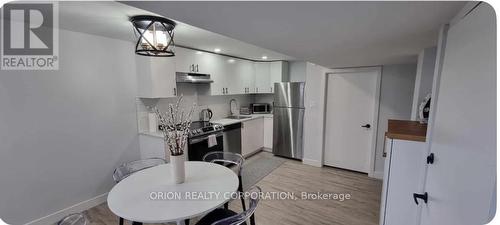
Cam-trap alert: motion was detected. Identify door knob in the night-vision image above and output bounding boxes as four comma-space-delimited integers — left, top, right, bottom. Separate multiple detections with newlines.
361, 124, 371, 128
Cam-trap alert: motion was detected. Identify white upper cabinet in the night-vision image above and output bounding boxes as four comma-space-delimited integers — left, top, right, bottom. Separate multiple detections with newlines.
175, 48, 196, 73
136, 56, 177, 98
175, 47, 288, 96
254, 62, 270, 93
207, 54, 227, 96
175, 48, 215, 74
270, 61, 287, 92
254, 61, 288, 94
231, 58, 255, 94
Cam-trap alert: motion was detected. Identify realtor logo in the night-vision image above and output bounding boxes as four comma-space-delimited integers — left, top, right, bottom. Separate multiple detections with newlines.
1, 2, 59, 70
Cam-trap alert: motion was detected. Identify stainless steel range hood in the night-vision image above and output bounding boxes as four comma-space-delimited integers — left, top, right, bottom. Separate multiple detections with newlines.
176, 72, 213, 84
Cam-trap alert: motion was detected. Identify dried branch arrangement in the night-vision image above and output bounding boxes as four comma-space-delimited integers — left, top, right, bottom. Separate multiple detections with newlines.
151, 96, 195, 156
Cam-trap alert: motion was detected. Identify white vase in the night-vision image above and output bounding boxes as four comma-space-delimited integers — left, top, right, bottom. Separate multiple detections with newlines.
170, 154, 185, 184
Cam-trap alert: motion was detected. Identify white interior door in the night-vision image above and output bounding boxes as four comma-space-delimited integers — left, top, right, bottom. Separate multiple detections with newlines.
419, 4, 496, 225
324, 68, 380, 173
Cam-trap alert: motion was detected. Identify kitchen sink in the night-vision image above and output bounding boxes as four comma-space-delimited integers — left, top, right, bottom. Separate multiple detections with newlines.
226, 115, 252, 120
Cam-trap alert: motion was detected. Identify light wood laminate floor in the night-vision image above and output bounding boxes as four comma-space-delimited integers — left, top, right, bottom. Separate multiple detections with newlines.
85, 152, 382, 225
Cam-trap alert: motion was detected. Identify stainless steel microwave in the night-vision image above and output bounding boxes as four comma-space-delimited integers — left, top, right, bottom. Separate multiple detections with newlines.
251, 103, 272, 114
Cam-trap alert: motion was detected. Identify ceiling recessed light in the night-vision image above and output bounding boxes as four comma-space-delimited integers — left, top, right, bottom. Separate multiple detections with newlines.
214, 48, 221, 53
261, 56, 268, 60
196, 51, 203, 55
228, 59, 235, 63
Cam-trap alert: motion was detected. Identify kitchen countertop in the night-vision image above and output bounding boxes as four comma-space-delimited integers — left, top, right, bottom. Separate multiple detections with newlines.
211, 113, 273, 126
140, 114, 273, 138
385, 119, 427, 142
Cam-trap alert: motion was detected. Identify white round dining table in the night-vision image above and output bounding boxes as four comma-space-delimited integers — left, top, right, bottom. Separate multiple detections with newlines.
107, 161, 239, 225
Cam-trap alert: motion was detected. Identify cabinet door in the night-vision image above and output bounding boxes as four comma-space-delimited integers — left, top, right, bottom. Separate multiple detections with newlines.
420, 4, 496, 224
136, 56, 176, 98
224, 57, 243, 95
241, 118, 264, 157
175, 48, 195, 73
270, 61, 285, 93
254, 62, 270, 94
382, 139, 426, 225
263, 117, 273, 149
204, 54, 226, 95
236, 59, 255, 94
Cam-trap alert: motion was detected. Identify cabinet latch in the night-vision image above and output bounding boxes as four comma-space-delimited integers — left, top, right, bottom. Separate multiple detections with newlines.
413, 192, 428, 205
427, 153, 435, 164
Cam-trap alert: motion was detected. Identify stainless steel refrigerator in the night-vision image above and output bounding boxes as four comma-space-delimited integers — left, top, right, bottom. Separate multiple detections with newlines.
273, 82, 305, 160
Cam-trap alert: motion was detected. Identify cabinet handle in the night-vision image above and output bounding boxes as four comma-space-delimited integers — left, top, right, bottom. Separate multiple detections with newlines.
256, 87, 259, 93
382, 138, 388, 157
173, 88, 177, 96
413, 192, 428, 205
190, 64, 194, 72
270, 87, 272, 92
196, 64, 199, 72
427, 153, 435, 164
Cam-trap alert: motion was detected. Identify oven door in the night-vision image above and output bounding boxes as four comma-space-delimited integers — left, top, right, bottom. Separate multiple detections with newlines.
188, 132, 224, 161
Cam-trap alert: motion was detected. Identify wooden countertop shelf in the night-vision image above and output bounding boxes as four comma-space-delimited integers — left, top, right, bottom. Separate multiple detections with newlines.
385, 119, 427, 142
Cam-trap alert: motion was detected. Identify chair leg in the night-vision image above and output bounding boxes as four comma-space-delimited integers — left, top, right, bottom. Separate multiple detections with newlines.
250, 214, 256, 225
119, 217, 123, 225
238, 176, 246, 211
185, 219, 190, 225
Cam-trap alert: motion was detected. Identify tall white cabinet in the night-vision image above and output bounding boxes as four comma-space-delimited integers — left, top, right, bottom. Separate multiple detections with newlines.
419, 3, 496, 225
380, 138, 427, 225
380, 4, 496, 225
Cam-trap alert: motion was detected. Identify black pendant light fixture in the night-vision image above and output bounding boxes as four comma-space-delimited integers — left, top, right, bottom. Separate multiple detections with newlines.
131, 15, 176, 57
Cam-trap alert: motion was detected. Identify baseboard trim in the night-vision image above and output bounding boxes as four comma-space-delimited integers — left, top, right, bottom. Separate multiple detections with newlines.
24, 192, 108, 225
302, 158, 322, 167
369, 171, 384, 180
262, 147, 272, 152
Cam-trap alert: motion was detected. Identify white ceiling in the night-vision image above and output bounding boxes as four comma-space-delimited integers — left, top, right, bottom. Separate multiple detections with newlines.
58, 1, 294, 61
123, 1, 466, 68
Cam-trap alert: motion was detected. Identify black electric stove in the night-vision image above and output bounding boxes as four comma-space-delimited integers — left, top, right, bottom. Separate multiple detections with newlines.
187, 121, 224, 161
188, 121, 224, 138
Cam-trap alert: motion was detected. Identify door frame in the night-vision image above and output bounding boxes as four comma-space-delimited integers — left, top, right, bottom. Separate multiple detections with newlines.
323, 66, 382, 177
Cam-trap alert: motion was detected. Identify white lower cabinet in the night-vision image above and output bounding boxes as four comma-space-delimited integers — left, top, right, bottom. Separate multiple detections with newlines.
379, 138, 427, 225
263, 117, 273, 150
241, 118, 264, 157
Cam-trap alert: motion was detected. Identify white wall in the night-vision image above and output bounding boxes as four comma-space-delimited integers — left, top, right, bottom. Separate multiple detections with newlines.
302, 63, 416, 175
411, 47, 437, 120
302, 63, 329, 166
0, 29, 141, 224
374, 64, 417, 173
137, 84, 255, 128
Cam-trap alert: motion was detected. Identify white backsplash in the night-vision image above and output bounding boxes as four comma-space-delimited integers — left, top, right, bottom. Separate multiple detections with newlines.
137, 84, 274, 132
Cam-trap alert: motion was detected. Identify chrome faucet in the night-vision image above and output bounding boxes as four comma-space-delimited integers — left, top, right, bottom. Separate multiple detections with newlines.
229, 99, 239, 116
